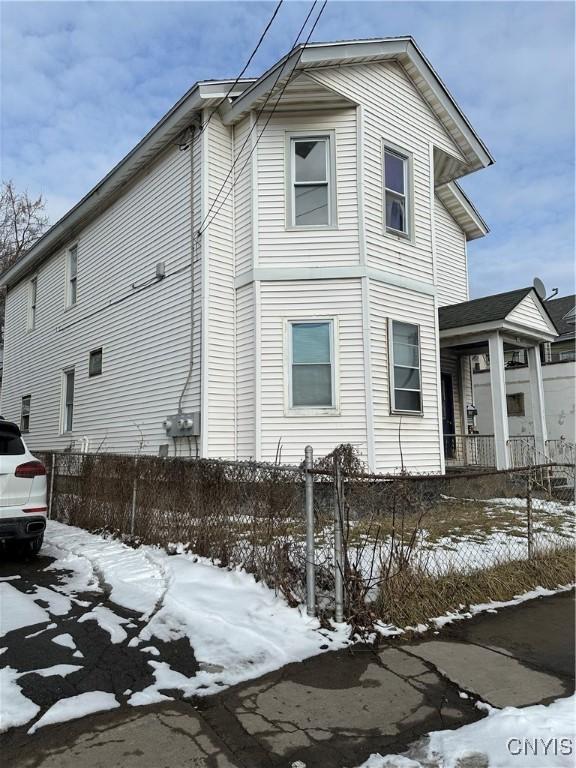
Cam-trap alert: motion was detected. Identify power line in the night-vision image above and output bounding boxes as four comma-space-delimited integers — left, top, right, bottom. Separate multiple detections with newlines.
196, 0, 326, 236
198, 0, 285, 138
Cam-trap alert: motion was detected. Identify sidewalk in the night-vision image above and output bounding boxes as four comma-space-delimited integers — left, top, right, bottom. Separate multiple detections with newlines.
3, 590, 574, 768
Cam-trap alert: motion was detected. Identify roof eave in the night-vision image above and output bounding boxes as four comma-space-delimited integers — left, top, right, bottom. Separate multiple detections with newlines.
436, 181, 489, 241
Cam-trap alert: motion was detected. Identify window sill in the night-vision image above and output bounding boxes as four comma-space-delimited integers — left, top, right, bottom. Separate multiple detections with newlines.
285, 224, 339, 232
390, 408, 424, 417
385, 227, 412, 242
285, 406, 341, 418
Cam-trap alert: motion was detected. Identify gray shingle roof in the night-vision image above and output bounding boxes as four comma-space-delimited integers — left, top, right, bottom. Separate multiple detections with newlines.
544, 295, 575, 340
439, 287, 537, 331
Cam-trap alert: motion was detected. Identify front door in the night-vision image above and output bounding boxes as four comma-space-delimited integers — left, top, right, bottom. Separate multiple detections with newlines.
441, 373, 456, 459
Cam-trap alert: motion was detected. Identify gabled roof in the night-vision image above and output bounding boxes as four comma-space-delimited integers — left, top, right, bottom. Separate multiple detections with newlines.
545, 295, 576, 341
221, 37, 494, 177
1, 37, 492, 290
439, 287, 558, 342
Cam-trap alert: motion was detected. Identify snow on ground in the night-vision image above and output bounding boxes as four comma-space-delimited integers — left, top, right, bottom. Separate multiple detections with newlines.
43, 523, 165, 616
78, 606, 131, 644
0, 668, 40, 732
28, 691, 119, 734
42, 521, 349, 702
32, 665, 83, 678
0, 583, 50, 637
358, 694, 576, 768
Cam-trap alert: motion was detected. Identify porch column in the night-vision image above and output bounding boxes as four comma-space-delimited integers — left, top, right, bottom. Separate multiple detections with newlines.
488, 332, 510, 469
527, 345, 548, 459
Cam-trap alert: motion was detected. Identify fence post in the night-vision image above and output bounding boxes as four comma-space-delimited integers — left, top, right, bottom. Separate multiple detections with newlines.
48, 453, 56, 520
130, 457, 138, 537
526, 471, 533, 560
304, 445, 316, 618
333, 454, 345, 624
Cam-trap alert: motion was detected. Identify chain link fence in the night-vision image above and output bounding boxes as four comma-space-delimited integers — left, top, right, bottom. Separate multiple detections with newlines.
38, 448, 575, 629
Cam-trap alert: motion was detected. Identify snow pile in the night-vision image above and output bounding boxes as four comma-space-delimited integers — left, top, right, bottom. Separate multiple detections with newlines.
28, 691, 119, 734
358, 694, 576, 768
0, 668, 40, 733
0, 584, 50, 637
44, 521, 349, 701
44, 523, 165, 616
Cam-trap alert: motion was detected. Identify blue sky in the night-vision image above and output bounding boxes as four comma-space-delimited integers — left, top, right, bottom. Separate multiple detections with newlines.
1, 1, 574, 298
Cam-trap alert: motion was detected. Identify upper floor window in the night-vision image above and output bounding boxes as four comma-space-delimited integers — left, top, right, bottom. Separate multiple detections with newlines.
288, 134, 335, 228
21, 395, 31, 433
384, 147, 411, 237
389, 320, 422, 414
28, 276, 37, 330
289, 320, 335, 410
67, 245, 78, 306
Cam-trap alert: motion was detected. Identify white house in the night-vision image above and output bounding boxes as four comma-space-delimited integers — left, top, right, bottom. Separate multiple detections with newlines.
0, 38, 558, 472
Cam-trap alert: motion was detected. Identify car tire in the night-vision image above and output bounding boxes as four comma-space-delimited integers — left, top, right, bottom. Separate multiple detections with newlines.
27, 534, 44, 556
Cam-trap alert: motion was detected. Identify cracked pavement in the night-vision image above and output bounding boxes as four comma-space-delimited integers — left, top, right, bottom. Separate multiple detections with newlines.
1, 549, 574, 768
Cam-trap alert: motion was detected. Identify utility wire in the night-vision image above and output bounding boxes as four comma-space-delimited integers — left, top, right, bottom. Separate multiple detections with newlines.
198, 0, 285, 138
196, 0, 325, 236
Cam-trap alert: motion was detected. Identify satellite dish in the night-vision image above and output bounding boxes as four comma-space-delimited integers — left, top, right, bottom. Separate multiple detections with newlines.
533, 277, 547, 300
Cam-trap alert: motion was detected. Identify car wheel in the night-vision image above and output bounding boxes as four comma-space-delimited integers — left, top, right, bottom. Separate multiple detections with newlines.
25, 535, 44, 556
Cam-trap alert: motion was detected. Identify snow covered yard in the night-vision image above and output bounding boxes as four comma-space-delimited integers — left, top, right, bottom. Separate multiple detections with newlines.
0, 520, 349, 735
358, 694, 576, 768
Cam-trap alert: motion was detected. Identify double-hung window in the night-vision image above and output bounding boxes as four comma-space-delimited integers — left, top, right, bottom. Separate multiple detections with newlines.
63, 369, 75, 432
389, 320, 422, 413
89, 348, 103, 377
384, 147, 410, 236
289, 320, 335, 409
28, 276, 37, 330
21, 396, 31, 433
68, 245, 78, 306
289, 135, 333, 227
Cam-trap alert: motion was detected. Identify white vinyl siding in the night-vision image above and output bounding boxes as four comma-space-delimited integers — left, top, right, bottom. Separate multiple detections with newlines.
369, 281, 442, 472
312, 62, 466, 284
507, 293, 554, 335
0, 140, 199, 454
205, 113, 236, 459
260, 279, 367, 465
235, 283, 256, 459
256, 110, 359, 267
434, 196, 468, 306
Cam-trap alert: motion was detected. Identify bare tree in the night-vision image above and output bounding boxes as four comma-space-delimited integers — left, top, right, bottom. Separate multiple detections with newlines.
0, 180, 49, 340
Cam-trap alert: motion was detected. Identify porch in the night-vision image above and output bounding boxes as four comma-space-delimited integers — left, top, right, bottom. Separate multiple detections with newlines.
438, 287, 558, 470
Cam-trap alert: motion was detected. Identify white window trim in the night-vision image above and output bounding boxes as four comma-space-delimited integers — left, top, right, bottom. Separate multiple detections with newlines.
21, 395, 31, 433
27, 275, 38, 331
284, 317, 340, 416
383, 141, 414, 241
61, 367, 75, 434
285, 130, 337, 230
388, 318, 423, 416
66, 244, 78, 308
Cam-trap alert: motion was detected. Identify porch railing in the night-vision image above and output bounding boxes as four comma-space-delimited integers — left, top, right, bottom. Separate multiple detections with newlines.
508, 436, 537, 469
545, 438, 576, 467
444, 434, 496, 468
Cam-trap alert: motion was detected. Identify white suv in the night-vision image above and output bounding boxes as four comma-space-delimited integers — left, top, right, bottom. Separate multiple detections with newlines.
0, 419, 47, 555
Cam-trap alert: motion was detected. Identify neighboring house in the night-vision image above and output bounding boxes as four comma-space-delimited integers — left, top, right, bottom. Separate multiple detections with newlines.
473, 294, 575, 455
0, 38, 557, 472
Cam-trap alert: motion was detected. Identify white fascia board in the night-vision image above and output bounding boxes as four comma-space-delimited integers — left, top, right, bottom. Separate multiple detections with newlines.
440, 319, 557, 345
436, 181, 489, 241
1, 89, 205, 290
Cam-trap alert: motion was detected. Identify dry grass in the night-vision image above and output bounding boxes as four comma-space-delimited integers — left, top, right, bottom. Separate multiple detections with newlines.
374, 546, 575, 629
